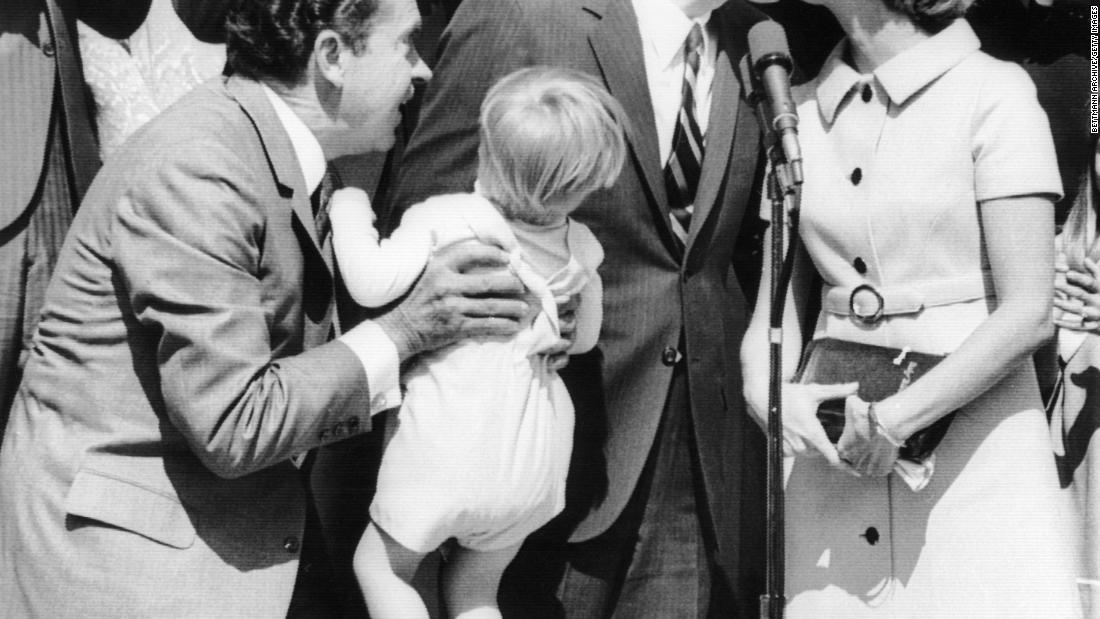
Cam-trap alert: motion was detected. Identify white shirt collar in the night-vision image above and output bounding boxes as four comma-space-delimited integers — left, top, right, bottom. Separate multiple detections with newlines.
632, 0, 713, 71
261, 84, 326, 194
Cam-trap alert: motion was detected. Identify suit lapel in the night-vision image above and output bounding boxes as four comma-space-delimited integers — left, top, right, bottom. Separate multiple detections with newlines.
225, 76, 334, 277
585, 0, 679, 256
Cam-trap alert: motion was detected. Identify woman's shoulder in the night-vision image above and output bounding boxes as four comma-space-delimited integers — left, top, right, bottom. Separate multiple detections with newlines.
951, 49, 1038, 101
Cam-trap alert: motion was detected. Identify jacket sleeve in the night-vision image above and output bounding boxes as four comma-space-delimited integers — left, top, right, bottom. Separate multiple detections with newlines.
113, 140, 373, 479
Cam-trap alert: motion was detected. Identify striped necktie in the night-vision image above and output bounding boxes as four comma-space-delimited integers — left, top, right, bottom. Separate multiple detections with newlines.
664, 23, 705, 245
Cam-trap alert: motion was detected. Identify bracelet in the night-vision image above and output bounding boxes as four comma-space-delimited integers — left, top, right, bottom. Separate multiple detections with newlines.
868, 402, 905, 448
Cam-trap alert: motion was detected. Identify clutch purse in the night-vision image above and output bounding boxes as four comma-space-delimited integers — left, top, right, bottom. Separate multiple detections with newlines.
794, 338, 956, 463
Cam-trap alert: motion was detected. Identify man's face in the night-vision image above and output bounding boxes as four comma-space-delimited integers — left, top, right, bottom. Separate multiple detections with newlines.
332, 0, 430, 154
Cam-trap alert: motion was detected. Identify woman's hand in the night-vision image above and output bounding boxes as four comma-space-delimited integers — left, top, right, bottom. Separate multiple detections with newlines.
768, 381, 859, 465
1054, 257, 1100, 333
836, 396, 900, 477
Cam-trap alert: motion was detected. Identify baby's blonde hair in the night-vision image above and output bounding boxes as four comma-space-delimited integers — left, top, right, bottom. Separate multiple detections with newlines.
477, 66, 629, 224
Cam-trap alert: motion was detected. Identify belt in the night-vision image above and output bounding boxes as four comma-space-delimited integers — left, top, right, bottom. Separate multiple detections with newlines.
822, 272, 995, 324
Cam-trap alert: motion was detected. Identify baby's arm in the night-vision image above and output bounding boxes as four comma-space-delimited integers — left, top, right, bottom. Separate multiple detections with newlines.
329, 188, 432, 308
569, 225, 605, 355
570, 273, 603, 354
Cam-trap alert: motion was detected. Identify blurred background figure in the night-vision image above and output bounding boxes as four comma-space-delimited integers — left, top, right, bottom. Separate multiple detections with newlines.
0, 0, 151, 445
77, 0, 226, 160
1049, 132, 1100, 616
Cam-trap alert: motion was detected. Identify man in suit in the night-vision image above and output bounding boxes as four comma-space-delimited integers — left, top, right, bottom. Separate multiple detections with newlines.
0, 0, 151, 443
386, 0, 769, 615
0, 0, 531, 615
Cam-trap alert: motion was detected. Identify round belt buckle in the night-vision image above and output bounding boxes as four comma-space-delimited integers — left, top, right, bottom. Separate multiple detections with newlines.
849, 284, 885, 324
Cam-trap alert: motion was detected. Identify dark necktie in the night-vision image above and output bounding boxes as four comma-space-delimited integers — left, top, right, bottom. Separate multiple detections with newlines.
311, 166, 337, 247
664, 24, 705, 245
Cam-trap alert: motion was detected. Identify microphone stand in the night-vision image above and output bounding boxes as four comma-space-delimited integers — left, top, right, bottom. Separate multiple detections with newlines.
743, 56, 801, 619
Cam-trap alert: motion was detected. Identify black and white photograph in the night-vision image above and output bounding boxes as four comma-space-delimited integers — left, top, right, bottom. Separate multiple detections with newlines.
0, 0, 1095, 616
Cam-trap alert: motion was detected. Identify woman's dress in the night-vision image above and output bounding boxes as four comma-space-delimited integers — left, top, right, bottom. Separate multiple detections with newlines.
78, 0, 225, 160
782, 21, 1080, 617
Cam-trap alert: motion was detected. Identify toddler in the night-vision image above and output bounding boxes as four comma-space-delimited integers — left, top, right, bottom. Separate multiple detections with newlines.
330, 66, 628, 619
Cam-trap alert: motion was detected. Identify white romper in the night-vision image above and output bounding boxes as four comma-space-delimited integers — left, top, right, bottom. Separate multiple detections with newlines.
331, 191, 604, 552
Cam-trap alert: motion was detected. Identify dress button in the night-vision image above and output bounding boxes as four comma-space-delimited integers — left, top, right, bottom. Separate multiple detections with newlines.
661, 346, 679, 367
283, 536, 300, 553
850, 168, 862, 185
861, 84, 872, 102
853, 257, 867, 274
861, 527, 880, 545
42, 41, 55, 57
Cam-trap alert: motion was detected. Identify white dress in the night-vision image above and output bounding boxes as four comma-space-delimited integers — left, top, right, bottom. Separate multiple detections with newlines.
781, 21, 1081, 617
331, 192, 604, 552
78, 0, 225, 161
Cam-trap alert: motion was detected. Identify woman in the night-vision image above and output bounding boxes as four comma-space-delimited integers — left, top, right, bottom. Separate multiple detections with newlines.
78, 0, 225, 160
740, 0, 1081, 615
1050, 132, 1100, 615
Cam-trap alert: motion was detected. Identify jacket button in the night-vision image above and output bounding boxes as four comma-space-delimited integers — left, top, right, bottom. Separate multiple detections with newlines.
850, 168, 863, 185
283, 536, 300, 553
42, 41, 55, 57
853, 257, 867, 274
861, 527, 880, 545
661, 346, 680, 367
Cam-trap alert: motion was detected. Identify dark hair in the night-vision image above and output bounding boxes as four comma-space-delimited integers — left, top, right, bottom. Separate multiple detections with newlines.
225, 0, 380, 85
881, 0, 973, 33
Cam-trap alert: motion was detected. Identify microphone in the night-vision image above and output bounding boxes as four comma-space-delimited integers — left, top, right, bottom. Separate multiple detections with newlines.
738, 54, 771, 149
739, 54, 792, 193
748, 21, 802, 185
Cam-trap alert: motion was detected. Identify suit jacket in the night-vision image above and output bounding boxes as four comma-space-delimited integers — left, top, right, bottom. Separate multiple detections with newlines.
0, 0, 150, 231
386, 0, 768, 589
0, 75, 378, 618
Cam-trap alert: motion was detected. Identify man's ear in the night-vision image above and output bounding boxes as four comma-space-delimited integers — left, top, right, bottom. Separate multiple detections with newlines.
313, 30, 346, 88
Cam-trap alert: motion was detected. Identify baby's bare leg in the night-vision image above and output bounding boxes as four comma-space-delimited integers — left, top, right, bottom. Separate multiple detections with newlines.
442, 543, 523, 619
354, 523, 429, 619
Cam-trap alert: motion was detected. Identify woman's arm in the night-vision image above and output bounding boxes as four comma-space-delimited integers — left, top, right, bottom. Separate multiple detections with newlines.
874, 195, 1056, 439
740, 218, 856, 464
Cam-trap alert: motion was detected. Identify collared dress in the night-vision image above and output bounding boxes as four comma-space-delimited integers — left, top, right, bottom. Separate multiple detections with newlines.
780, 20, 1081, 617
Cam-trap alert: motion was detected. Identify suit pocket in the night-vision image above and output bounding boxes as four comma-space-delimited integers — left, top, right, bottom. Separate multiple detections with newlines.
64, 468, 196, 549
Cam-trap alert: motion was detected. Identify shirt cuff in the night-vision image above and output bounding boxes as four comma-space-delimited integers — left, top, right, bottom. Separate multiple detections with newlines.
339, 320, 402, 415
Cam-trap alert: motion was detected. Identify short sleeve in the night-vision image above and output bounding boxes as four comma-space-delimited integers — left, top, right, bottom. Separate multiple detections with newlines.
972, 63, 1063, 204
568, 220, 605, 272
